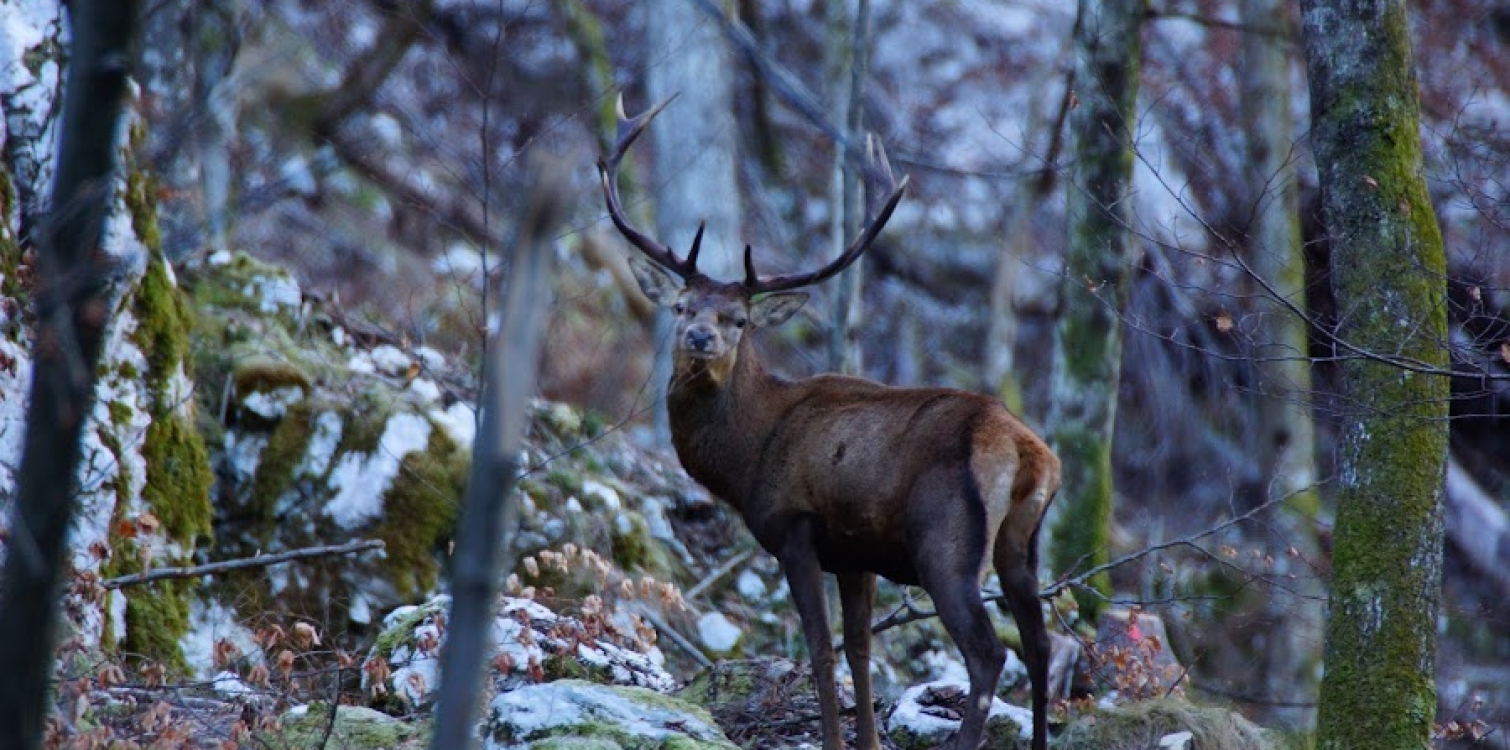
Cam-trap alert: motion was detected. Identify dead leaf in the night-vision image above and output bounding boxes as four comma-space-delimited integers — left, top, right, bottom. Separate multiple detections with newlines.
1215, 311, 1234, 333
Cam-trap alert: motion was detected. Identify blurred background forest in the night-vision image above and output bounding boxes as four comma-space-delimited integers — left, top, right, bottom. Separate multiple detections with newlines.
2, 0, 1509, 747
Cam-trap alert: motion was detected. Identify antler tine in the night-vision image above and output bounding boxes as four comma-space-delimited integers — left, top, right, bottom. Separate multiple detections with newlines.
746, 135, 909, 294
743, 244, 758, 287
686, 220, 705, 272
596, 93, 698, 278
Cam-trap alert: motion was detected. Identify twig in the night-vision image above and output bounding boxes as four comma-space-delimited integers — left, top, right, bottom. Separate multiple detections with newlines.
684, 549, 756, 602
634, 608, 713, 669
869, 487, 1309, 635
101, 540, 385, 589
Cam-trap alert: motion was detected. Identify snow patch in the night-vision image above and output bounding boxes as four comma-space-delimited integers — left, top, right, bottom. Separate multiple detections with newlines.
696, 612, 743, 654
240, 385, 306, 420
430, 400, 477, 452
298, 411, 344, 478
582, 479, 621, 510
886, 680, 1032, 744
369, 344, 412, 375
408, 377, 441, 403
735, 571, 767, 600
325, 412, 433, 529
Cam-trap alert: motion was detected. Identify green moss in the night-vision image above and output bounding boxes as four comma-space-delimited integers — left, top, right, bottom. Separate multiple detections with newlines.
372, 428, 467, 597
548, 469, 584, 497
1047, 428, 1112, 620
262, 704, 426, 749
248, 401, 316, 516
133, 255, 192, 382
0, 164, 20, 306
335, 391, 392, 459
232, 354, 311, 395
142, 414, 214, 542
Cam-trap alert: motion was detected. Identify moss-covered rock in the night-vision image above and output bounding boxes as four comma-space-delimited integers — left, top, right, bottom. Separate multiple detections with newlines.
1053, 699, 1274, 750
486, 679, 735, 750
261, 704, 428, 749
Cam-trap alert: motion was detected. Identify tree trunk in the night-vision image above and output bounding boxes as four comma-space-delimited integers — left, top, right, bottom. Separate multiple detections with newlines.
1237, 0, 1323, 725
645, 0, 741, 445
1045, 0, 1142, 620
824, 0, 868, 375
1299, 1, 1451, 748
0, 1, 143, 745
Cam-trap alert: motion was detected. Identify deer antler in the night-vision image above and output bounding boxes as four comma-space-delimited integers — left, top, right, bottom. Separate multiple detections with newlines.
744, 133, 909, 294
597, 93, 704, 279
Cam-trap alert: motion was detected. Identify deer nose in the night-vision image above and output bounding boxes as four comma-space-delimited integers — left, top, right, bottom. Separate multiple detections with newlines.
685, 327, 716, 352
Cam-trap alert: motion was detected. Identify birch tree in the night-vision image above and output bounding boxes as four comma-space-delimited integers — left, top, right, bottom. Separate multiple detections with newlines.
1046, 0, 1143, 618
645, 0, 741, 443
1238, 0, 1323, 721
1299, 0, 1451, 747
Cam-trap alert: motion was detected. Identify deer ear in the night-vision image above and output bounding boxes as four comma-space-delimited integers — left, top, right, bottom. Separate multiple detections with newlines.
750, 292, 808, 327
626, 255, 682, 306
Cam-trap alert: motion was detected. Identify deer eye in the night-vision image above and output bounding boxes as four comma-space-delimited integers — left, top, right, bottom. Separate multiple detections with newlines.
673, 303, 686, 315
734, 318, 747, 329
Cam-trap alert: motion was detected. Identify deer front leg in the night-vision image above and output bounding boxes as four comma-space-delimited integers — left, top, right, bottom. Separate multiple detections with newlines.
779, 517, 844, 750
839, 572, 881, 750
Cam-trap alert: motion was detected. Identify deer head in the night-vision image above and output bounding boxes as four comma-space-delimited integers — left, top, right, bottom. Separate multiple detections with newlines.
598, 94, 907, 381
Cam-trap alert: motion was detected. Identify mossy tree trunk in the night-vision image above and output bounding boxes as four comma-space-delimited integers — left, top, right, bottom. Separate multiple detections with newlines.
1238, 0, 1323, 724
1046, 0, 1143, 619
1299, 1, 1451, 748
0, 1, 143, 745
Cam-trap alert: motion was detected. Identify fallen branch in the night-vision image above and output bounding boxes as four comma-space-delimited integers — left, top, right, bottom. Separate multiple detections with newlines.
101, 540, 385, 589
684, 548, 756, 602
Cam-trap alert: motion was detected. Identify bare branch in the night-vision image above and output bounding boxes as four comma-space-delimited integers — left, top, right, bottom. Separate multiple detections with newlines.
101, 540, 386, 589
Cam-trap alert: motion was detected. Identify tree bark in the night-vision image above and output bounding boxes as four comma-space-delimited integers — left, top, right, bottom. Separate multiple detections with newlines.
825, 0, 868, 375
0, 2, 143, 746
430, 161, 564, 750
1046, 0, 1143, 620
645, 0, 742, 445
1299, 1, 1451, 748
1237, 0, 1323, 725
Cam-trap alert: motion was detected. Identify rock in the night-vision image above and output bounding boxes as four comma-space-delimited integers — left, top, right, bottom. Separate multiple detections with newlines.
262, 704, 427, 749
365, 596, 677, 710
885, 680, 1032, 750
485, 679, 736, 749
695, 612, 742, 657
1052, 698, 1273, 750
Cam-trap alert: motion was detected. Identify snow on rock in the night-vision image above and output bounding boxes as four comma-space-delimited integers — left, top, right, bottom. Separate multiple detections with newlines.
696, 612, 743, 656
367, 595, 678, 712
581, 478, 621, 510
325, 411, 432, 529
485, 680, 734, 750
886, 680, 1032, 749
182, 599, 262, 680
368, 344, 412, 376
429, 400, 476, 452
239, 385, 306, 421
735, 571, 766, 601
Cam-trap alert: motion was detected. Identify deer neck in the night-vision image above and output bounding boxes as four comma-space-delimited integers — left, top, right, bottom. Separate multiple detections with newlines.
666, 335, 784, 505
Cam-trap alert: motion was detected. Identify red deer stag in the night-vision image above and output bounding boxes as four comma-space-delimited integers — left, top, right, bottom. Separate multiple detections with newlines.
598, 96, 1060, 750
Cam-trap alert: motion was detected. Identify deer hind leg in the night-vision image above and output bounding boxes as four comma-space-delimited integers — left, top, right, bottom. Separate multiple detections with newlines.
838, 572, 881, 750
778, 516, 845, 750
908, 467, 1005, 750
994, 474, 1055, 750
